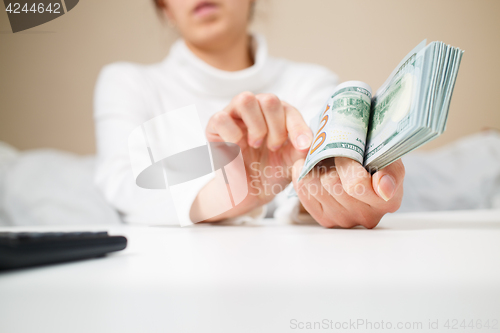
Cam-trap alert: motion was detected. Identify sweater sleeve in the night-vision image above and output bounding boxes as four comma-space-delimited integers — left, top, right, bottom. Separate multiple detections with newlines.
94, 63, 178, 225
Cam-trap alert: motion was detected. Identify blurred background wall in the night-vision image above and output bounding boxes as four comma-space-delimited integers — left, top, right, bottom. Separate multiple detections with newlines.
1, 0, 499, 154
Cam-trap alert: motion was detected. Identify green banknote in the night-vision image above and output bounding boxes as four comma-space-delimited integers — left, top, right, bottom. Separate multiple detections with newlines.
296, 40, 463, 184
299, 81, 372, 180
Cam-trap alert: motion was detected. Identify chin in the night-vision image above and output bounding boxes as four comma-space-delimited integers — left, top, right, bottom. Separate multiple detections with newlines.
192, 20, 236, 49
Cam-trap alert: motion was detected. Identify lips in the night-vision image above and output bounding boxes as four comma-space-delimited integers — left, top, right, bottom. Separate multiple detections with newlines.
192, 1, 219, 18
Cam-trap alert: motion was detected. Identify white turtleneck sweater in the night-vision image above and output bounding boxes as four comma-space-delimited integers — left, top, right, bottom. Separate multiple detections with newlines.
94, 35, 338, 225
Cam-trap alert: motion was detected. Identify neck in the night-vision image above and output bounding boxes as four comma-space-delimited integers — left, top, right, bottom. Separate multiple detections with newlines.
185, 34, 254, 72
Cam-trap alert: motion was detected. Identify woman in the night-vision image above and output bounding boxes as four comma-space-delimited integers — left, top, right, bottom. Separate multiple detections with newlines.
94, 0, 405, 228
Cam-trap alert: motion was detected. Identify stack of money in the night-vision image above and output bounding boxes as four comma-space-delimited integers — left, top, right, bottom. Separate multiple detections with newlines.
299, 40, 464, 180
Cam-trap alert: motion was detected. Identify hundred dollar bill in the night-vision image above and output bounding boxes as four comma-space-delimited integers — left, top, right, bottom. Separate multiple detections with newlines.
294, 39, 463, 186
363, 40, 427, 170
299, 81, 372, 180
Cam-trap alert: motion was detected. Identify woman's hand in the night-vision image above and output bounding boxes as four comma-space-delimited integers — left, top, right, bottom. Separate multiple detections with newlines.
292, 157, 405, 228
191, 92, 313, 222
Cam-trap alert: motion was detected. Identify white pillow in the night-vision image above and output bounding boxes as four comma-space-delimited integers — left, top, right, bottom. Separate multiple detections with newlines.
2, 148, 122, 226
0, 141, 19, 226
400, 130, 500, 212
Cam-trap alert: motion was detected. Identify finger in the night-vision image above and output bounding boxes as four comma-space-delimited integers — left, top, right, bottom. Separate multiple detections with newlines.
292, 159, 352, 228
255, 94, 287, 151
225, 92, 267, 148
319, 164, 348, 200
371, 159, 405, 212
206, 111, 246, 147
334, 157, 383, 206
319, 166, 381, 229
283, 102, 313, 151
280, 139, 308, 174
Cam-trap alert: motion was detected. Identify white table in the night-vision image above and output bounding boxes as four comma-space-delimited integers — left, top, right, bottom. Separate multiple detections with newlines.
1, 210, 499, 333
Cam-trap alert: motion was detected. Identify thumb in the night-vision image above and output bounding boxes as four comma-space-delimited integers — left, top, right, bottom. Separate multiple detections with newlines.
371, 159, 405, 202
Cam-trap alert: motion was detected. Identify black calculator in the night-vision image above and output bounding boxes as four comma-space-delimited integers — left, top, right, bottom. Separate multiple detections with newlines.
0, 231, 127, 270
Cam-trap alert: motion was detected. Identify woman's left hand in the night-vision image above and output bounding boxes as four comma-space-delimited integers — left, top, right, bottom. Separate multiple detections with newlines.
292, 157, 405, 229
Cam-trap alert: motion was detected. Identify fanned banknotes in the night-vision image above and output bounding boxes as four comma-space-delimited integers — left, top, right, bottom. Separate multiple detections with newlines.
298, 40, 464, 181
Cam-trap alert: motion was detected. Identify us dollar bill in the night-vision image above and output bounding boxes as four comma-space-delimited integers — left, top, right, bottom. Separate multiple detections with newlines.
299, 81, 372, 180
295, 39, 464, 185
363, 40, 427, 170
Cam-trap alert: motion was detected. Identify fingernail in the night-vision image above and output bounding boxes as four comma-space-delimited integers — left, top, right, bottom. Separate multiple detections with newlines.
378, 175, 396, 202
253, 139, 263, 148
296, 134, 311, 150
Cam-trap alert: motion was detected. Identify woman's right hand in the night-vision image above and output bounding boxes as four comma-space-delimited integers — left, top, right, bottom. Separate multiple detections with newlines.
190, 92, 313, 222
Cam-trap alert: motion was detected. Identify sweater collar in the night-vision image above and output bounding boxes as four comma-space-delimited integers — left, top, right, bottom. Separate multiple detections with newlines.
164, 34, 279, 98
